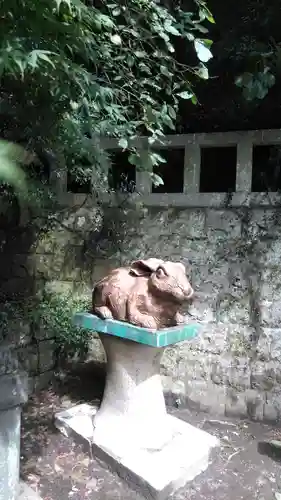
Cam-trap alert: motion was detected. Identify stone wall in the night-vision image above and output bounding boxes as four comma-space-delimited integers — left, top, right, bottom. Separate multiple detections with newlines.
15, 199, 280, 421
142, 206, 281, 422
2, 128, 281, 419
81, 204, 281, 422
0, 222, 57, 393
1, 318, 55, 394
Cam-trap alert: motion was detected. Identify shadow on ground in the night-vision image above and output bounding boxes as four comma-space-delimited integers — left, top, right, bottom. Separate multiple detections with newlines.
258, 440, 281, 463
53, 360, 106, 404
20, 367, 281, 500
20, 361, 105, 480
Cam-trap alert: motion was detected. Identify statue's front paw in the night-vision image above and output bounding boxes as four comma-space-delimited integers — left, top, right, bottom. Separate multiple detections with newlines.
145, 320, 157, 331
131, 316, 157, 331
175, 313, 187, 325
94, 306, 113, 320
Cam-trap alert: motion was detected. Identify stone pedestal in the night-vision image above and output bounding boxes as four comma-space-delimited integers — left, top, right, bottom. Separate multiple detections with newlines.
0, 345, 28, 500
94, 335, 170, 452
55, 314, 219, 499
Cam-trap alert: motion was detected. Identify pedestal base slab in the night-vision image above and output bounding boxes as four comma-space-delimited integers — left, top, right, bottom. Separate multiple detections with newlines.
18, 481, 43, 500
55, 404, 219, 499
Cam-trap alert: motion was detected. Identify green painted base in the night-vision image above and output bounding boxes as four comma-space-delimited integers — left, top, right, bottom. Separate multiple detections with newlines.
73, 312, 200, 347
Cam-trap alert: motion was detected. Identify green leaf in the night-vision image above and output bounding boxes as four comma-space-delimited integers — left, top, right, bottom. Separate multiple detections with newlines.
0, 158, 26, 192
206, 14, 215, 24
160, 65, 173, 77
139, 63, 151, 74
54, 0, 85, 15
127, 55, 135, 67
259, 71, 275, 88
118, 138, 128, 149
177, 91, 194, 99
158, 31, 170, 43
235, 70, 275, 101
151, 152, 166, 164
186, 33, 195, 41
267, 73, 276, 86
140, 94, 156, 105
150, 172, 164, 187
14, 58, 26, 76
96, 14, 114, 29
128, 153, 138, 166
112, 7, 121, 16
28, 50, 56, 69
195, 24, 209, 34
199, 4, 215, 24
168, 105, 176, 119
162, 113, 175, 129
148, 136, 156, 145
201, 39, 213, 48
194, 40, 213, 63
196, 64, 209, 79
167, 42, 175, 53
37, 51, 56, 67
54, 0, 64, 11
0, 140, 28, 195
145, 106, 157, 122
164, 24, 181, 36
110, 34, 122, 45
235, 72, 253, 88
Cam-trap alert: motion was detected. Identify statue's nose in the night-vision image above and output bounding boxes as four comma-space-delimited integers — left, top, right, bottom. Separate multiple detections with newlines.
184, 285, 194, 299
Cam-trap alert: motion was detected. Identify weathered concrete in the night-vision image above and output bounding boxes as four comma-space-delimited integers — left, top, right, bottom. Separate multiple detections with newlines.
55, 402, 218, 499
18, 481, 43, 500
0, 407, 21, 500
0, 346, 28, 500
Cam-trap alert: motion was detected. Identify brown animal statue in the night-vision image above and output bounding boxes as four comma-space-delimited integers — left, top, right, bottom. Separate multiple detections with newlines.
92, 258, 194, 330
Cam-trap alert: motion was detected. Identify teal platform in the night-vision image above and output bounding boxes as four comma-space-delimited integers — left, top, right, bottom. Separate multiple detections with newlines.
73, 312, 200, 348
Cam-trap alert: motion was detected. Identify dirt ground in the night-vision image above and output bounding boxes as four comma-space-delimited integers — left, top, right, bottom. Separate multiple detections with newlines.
20, 367, 281, 500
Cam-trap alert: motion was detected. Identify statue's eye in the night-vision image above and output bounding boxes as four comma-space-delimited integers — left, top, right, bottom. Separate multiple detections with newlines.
156, 267, 165, 278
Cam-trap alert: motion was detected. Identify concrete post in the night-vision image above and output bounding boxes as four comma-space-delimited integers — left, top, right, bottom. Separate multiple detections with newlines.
0, 345, 28, 500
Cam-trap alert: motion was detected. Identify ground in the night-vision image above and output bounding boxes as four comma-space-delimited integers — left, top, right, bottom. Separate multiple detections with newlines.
20, 367, 281, 500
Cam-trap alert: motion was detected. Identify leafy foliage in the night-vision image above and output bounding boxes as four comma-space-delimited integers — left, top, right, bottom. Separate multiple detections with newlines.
0, 0, 214, 187
235, 70, 275, 101
208, 0, 281, 102
180, 0, 281, 132
0, 291, 91, 359
0, 140, 30, 193
232, 33, 278, 102
32, 291, 91, 360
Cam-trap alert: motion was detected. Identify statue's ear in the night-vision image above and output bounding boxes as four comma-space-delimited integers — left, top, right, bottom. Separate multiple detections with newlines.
129, 258, 164, 277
